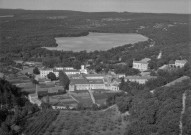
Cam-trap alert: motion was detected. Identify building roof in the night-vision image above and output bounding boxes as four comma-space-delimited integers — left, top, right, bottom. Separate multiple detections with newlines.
88, 79, 104, 84
14, 60, 24, 64
159, 64, 168, 69
70, 78, 89, 85
20, 67, 34, 74
53, 69, 60, 72
69, 74, 84, 79
141, 58, 151, 62
133, 61, 148, 64
64, 67, 74, 70
70, 78, 104, 85
175, 60, 187, 64
133, 58, 151, 64
84, 74, 105, 77
125, 76, 157, 80
40, 68, 53, 71
64, 69, 80, 72
38, 84, 55, 88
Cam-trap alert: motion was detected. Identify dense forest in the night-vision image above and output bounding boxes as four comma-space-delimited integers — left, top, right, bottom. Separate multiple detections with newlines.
107, 76, 191, 134
0, 9, 190, 73
0, 79, 39, 134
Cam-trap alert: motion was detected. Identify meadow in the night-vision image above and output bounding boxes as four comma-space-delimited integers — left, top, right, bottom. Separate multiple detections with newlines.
44, 32, 148, 52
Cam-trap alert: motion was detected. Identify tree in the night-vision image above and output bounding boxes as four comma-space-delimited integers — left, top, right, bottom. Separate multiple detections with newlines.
32, 79, 39, 84
33, 67, 40, 75
76, 103, 85, 110
47, 72, 57, 81
91, 104, 99, 111
59, 71, 70, 90
116, 96, 132, 113
119, 78, 125, 90
41, 102, 51, 110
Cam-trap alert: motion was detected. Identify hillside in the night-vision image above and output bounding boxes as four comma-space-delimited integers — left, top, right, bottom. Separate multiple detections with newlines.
0, 9, 190, 73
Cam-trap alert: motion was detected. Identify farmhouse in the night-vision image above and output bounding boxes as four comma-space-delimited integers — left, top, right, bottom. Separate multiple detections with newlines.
125, 75, 157, 84
133, 58, 151, 71
175, 60, 187, 68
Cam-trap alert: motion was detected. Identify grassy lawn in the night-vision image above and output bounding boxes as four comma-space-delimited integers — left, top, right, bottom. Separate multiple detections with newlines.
43, 106, 130, 135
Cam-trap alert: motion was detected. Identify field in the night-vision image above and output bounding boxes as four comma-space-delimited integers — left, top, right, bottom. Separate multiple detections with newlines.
41, 94, 77, 107
23, 110, 59, 135
93, 92, 111, 105
92, 90, 119, 105
44, 32, 148, 52
70, 91, 93, 107
43, 105, 129, 135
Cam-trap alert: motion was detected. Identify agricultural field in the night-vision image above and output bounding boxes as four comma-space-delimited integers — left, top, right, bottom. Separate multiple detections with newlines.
23, 110, 59, 135
45, 32, 148, 52
41, 94, 78, 107
93, 91, 115, 105
43, 105, 130, 135
70, 91, 93, 107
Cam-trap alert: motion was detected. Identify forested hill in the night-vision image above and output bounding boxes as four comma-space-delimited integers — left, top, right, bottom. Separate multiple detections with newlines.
0, 9, 190, 70
0, 79, 39, 134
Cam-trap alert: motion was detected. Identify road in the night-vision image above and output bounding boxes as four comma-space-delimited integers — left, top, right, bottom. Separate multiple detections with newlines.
179, 91, 186, 135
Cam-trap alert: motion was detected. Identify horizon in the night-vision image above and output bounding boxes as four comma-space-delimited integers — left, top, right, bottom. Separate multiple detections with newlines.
0, 0, 190, 14
0, 8, 190, 15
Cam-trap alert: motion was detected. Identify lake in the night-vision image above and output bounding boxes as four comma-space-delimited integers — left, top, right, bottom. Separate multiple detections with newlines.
44, 32, 148, 52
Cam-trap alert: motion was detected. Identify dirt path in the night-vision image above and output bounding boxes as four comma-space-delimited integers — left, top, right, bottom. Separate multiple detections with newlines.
179, 92, 186, 135
68, 92, 79, 103
88, 90, 96, 104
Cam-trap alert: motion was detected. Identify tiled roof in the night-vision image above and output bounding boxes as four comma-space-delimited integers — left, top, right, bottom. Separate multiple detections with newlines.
88, 79, 104, 84
38, 84, 55, 88
40, 68, 53, 71
175, 60, 187, 64
133, 61, 148, 64
70, 78, 89, 85
125, 76, 157, 80
141, 58, 151, 62
84, 74, 105, 77
70, 78, 104, 85
133, 58, 151, 64
64, 69, 80, 72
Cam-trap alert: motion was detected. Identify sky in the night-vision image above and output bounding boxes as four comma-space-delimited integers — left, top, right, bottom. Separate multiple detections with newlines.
0, 0, 190, 14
